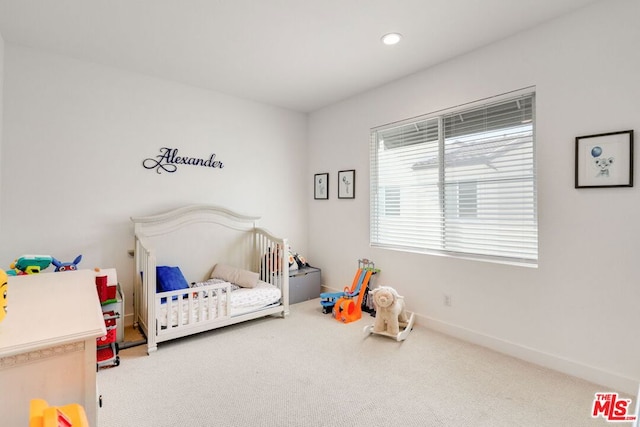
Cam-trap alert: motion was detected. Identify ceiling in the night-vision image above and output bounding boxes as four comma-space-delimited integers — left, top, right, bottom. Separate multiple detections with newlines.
0, 0, 598, 113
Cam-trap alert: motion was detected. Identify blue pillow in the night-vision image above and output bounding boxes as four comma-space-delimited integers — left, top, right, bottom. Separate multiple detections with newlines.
156, 266, 189, 293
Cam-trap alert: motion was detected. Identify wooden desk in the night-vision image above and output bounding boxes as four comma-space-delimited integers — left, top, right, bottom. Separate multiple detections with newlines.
0, 270, 106, 426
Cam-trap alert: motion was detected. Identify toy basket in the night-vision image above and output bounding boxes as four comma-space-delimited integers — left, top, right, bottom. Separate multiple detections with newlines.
97, 328, 117, 346
95, 281, 117, 304
102, 310, 117, 327
97, 344, 120, 368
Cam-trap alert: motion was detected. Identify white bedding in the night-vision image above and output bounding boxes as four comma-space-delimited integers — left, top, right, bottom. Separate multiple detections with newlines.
158, 281, 281, 328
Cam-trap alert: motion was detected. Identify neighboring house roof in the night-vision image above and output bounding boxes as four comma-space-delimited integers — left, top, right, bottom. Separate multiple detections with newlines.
412, 136, 530, 170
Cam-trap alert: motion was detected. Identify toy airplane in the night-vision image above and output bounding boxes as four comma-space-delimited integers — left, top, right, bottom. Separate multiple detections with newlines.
9, 255, 53, 275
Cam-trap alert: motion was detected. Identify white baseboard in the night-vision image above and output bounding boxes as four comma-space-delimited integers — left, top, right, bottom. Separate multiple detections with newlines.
420, 314, 638, 396
320, 284, 637, 394
123, 312, 134, 327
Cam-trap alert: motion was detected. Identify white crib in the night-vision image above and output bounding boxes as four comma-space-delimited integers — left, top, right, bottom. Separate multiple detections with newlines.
132, 204, 289, 354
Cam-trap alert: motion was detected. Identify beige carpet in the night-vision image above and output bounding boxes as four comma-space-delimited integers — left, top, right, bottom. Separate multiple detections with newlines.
97, 299, 624, 426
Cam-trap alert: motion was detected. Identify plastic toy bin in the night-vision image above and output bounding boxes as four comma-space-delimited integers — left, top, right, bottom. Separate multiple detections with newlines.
95, 278, 117, 304
97, 328, 117, 346
102, 310, 117, 327
96, 310, 120, 368
97, 344, 119, 368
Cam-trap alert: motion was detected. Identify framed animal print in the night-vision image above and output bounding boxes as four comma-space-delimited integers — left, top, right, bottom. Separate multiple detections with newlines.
575, 130, 633, 188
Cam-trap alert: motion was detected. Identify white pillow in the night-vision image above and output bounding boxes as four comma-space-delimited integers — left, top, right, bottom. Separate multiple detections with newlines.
211, 263, 259, 288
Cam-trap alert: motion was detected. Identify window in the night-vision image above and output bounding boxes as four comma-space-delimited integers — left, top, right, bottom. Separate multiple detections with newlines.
446, 181, 478, 219
370, 90, 537, 265
384, 186, 401, 216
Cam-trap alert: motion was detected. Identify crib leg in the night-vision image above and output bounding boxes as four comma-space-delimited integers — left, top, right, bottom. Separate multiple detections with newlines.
146, 343, 158, 355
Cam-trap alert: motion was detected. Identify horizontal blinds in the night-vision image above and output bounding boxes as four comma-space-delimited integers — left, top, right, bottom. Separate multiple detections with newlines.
372, 117, 442, 252
370, 92, 537, 264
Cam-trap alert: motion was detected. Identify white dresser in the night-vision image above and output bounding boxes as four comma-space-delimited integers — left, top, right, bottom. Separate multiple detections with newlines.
0, 269, 106, 426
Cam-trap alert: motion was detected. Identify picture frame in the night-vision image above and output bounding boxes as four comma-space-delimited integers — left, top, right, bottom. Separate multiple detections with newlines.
314, 173, 329, 200
338, 169, 356, 199
575, 130, 634, 188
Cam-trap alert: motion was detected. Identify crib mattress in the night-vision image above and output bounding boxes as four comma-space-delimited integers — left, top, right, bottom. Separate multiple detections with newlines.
158, 281, 281, 328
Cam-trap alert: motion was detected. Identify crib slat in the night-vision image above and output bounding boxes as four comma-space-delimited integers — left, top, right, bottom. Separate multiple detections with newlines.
207, 289, 212, 320
187, 293, 194, 325
197, 289, 204, 322
173, 295, 179, 329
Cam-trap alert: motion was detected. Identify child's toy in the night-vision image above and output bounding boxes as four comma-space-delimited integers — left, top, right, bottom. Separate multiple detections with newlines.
29, 398, 89, 427
52, 255, 82, 272
370, 286, 407, 334
0, 269, 7, 324
360, 282, 377, 316
320, 259, 379, 322
287, 249, 308, 272
7, 255, 52, 275
332, 268, 372, 323
363, 286, 415, 341
5, 265, 22, 276
320, 259, 367, 314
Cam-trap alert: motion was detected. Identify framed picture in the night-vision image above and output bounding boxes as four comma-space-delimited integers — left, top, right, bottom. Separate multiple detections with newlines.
338, 169, 355, 199
314, 173, 329, 200
575, 130, 634, 188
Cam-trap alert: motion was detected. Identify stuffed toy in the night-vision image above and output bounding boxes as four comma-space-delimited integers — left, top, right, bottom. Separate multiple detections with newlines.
371, 286, 409, 335
52, 255, 82, 272
287, 250, 308, 271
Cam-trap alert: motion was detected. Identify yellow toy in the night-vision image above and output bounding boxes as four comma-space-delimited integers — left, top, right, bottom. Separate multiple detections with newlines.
0, 269, 7, 324
29, 398, 89, 427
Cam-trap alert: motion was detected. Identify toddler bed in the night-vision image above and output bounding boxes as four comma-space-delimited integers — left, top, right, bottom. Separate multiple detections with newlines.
132, 205, 289, 354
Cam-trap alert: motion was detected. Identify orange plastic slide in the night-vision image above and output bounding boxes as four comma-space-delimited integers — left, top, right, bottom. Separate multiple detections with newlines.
332, 269, 373, 323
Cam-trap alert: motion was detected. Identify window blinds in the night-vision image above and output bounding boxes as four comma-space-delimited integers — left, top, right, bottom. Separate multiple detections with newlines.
370, 91, 537, 265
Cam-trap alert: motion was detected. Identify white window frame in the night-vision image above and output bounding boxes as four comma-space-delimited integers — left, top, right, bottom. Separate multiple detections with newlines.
370, 89, 538, 266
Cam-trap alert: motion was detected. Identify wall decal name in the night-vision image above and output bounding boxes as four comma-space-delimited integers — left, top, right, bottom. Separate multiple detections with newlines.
143, 147, 224, 174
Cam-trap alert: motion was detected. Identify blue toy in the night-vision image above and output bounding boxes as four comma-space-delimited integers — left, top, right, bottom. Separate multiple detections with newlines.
52, 255, 82, 272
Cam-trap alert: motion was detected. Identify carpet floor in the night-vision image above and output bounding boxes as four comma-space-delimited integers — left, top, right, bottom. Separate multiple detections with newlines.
97, 298, 626, 426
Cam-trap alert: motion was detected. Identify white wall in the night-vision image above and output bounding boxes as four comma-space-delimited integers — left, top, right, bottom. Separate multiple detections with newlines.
308, 0, 640, 394
1, 46, 309, 323
0, 31, 4, 220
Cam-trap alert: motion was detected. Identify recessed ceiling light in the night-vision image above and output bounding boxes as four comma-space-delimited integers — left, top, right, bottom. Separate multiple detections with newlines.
381, 33, 402, 46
